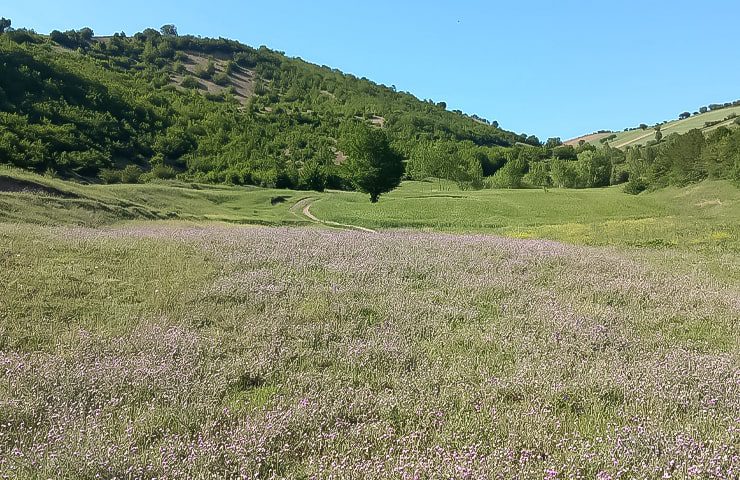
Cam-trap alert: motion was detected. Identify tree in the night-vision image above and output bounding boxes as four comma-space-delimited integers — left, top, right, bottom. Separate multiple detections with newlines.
550, 159, 578, 188
639, 123, 648, 130
545, 137, 562, 149
0, 18, 10, 34
552, 145, 577, 160
339, 123, 404, 202
160, 24, 178, 36
576, 150, 612, 187
655, 126, 663, 142
525, 161, 550, 190
661, 129, 706, 185
78, 27, 94, 42
679, 111, 691, 120
490, 154, 527, 188
298, 160, 327, 191
699, 106, 708, 114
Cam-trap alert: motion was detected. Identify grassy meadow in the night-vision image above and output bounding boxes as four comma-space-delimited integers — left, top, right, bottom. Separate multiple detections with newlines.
1, 169, 739, 478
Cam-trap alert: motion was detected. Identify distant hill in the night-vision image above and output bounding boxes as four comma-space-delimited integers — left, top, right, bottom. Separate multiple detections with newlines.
566, 104, 740, 149
1, 24, 737, 196
0, 24, 535, 191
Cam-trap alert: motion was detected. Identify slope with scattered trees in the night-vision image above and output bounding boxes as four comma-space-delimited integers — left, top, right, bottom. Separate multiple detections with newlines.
0, 21, 535, 198
0, 21, 736, 199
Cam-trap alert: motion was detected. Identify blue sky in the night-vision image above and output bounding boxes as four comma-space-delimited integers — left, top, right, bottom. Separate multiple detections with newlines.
5, 1, 740, 140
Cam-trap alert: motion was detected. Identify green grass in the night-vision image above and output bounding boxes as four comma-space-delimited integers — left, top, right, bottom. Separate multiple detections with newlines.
0, 223, 217, 351
589, 106, 740, 148
1, 222, 737, 477
3, 167, 738, 257
312, 180, 740, 252
0, 165, 311, 227
1, 168, 738, 477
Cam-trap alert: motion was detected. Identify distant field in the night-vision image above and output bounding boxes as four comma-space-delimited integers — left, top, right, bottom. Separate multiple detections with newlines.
2, 167, 738, 256
567, 106, 740, 149
312, 180, 740, 253
562, 132, 611, 146
0, 166, 311, 227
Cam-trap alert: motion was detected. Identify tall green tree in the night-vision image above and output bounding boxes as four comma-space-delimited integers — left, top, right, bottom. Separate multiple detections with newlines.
0, 18, 10, 34
340, 122, 404, 202
661, 129, 706, 185
525, 161, 550, 189
490, 153, 527, 188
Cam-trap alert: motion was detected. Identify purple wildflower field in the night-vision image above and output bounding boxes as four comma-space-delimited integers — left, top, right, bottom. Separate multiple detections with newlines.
1, 225, 738, 479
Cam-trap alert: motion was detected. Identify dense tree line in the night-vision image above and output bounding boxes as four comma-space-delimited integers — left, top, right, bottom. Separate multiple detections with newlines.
623, 127, 740, 193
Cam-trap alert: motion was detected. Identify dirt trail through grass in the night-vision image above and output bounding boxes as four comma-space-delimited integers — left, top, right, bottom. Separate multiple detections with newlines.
291, 197, 377, 233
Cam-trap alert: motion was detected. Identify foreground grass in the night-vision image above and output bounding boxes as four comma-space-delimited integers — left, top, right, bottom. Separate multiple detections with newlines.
0, 223, 738, 478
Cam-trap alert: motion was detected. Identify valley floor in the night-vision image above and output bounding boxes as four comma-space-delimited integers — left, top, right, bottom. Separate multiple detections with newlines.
0, 169, 738, 478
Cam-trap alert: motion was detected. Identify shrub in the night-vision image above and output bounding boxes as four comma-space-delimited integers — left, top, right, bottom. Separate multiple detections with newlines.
5, 29, 38, 44
213, 72, 230, 86
623, 177, 647, 194
99, 168, 121, 184
141, 165, 177, 182
181, 75, 200, 89
119, 165, 143, 183
196, 60, 216, 79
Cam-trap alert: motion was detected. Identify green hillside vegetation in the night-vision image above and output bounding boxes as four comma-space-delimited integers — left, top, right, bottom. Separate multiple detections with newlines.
0, 21, 738, 202
0, 23, 533, 198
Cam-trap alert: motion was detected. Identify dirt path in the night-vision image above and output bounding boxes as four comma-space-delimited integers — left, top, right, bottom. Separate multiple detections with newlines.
291, 197, 377, 233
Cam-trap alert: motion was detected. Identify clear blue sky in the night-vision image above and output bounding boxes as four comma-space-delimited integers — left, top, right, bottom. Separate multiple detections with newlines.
5, 1, 740, 140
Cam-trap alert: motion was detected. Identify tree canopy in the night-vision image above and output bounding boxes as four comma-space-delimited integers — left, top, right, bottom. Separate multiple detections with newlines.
339, 122, 404, 202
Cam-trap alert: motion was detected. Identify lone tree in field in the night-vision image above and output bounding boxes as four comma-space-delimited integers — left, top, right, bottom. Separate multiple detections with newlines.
340, 122, 404, 203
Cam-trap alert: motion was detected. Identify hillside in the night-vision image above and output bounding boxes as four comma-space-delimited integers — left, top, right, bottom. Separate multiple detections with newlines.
0, 25, 533, 192
565, 104, 740, 149
1, 23, 738, 201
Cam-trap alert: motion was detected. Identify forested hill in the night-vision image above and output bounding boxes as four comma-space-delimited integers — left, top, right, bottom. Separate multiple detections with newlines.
0, 23, 535, 190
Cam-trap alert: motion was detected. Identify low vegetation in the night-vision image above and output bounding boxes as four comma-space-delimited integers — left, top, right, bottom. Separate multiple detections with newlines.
1, 222, 737, 478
